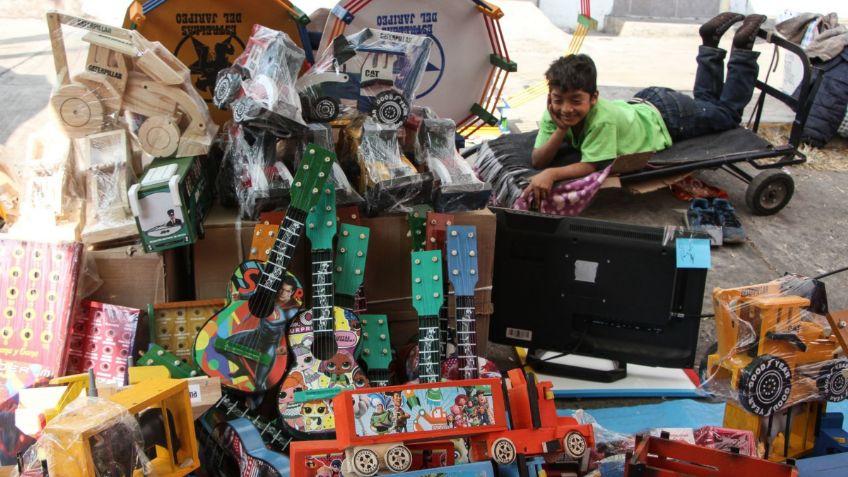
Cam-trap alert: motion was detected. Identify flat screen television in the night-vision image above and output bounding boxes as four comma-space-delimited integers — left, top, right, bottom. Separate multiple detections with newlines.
489, 208, 708, 382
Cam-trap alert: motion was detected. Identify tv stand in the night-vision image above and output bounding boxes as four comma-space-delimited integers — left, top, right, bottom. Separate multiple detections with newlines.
525, 349, 628, 383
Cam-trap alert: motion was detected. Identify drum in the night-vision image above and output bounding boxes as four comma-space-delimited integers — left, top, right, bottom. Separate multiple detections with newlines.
124, 0, 312, 126
318, 0, 513, 136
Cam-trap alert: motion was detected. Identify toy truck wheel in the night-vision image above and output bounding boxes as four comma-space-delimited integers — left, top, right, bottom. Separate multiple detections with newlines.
817, 361, 848, 402
384, 445, 413, 473
370, 91, 409, 126
138, 116, 180, 158
745, 170, 794, 216
352, 448, 380, 476
312, 96, 340, 122
490, 437, 517, 465
564, 431, 587, 459
213, 70, 242, 109
738, 355, 792, 416
50, 83, 104, 138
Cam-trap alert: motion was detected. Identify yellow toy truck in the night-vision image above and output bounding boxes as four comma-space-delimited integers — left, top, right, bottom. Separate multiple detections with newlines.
705, 275, 848, 416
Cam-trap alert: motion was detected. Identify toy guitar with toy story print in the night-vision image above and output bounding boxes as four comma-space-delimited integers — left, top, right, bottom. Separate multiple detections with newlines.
411, 250, 445, 383
425, 211, 455, 358
194, 144, 334, 393
443, 225, 500, 380
278, 186, 369, 439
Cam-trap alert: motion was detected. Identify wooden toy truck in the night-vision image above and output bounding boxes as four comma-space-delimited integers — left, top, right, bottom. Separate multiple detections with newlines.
331, 368, 594, 476
705, 277, 848, 416
46, 12, 217, 158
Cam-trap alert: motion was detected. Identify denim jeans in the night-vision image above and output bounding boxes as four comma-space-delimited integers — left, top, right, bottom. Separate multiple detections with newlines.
634, 46, 760, 141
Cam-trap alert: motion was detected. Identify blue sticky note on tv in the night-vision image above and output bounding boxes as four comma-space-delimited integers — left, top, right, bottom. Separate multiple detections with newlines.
676, 238, 711, 269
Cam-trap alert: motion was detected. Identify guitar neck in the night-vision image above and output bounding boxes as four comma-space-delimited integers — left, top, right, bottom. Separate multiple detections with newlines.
248, 209, 307, 316
417, 314, 442, 383
367, 368, 390, 388
455, 295, 478, 380
310, 248, 335, 336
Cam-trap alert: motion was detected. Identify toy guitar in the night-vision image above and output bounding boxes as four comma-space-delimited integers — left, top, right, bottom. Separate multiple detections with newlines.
407, 204, 432, 251
278, 186, 368, 438
359, 314, 392, 387
337, 205, 369, 314
216, 392, 291, 453
425, 211, 455, 358
411, 250, 445, 383
444, 225, 500, 380
194, 144, 334, 393
212, 417, 291, 477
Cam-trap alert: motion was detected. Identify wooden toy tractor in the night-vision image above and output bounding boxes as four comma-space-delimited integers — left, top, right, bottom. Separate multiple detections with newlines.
705, 276, 848, 416
46, 12, 217, 158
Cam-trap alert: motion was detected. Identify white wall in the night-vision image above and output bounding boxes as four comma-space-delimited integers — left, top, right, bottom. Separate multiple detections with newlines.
538, 0, 615, 32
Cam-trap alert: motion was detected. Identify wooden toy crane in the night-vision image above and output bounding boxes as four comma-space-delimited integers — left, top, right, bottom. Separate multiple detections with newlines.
46, 11, 217, 158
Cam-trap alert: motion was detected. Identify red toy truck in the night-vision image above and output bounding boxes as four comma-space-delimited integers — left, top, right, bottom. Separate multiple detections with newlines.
331, 368, 594, 475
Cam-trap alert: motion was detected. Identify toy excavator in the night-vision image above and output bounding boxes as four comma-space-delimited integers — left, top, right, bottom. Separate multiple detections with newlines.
46, 12, 217, 158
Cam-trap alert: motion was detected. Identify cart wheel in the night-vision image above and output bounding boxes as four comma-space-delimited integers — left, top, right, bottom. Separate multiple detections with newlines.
384, 445, 412, 473
138, 116, 180, 158
490, 437, 517, 465
352, 448, 380, 476
312, 96, 340, 122
816, 360, 848, 402
738, 355, 792, 416
745, 170, 794, 216
563, 431, 587, 459
50, 83, 104, 138
370, 91, 409, 126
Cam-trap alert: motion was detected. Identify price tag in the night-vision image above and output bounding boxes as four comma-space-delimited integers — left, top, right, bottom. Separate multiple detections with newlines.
676, 238, 711, 269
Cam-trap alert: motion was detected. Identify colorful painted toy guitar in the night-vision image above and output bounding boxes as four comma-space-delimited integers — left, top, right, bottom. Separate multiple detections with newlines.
444, 225, 500, 380
211, 418, 291, 477
216, 392, 292, 453
425, 211, 455, 358
411, 250, 445, 383
194, 144, 334, 393
278, 186, 368, 438
359, 314, 392, 387
149, 298, 226, 369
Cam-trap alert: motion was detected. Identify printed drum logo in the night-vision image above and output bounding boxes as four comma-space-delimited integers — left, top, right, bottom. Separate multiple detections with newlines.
175, 33, 246, 102
416, 34, 445, 99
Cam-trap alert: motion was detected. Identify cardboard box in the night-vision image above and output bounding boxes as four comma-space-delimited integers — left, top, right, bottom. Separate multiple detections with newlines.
87, 245, 168, 311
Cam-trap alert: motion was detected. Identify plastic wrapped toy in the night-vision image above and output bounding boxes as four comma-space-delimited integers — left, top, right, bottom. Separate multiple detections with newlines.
297, 28, 432, 127
214, 24, 306, 137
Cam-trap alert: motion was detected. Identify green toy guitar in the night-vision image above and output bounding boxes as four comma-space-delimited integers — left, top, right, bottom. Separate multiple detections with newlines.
193, 144, 334, 393
410, 250, 445, 383
359, 314, 392, 387
278, 187, 369, 438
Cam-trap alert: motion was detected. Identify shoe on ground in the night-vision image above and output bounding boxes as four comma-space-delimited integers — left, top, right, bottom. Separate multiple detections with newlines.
685, 198, 716, 228
712, 198, 747, 244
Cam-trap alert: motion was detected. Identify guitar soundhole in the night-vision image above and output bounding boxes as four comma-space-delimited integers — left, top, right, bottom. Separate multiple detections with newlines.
311, 333, 338, 361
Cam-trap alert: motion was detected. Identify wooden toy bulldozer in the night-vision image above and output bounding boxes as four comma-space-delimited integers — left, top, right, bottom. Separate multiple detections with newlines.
46, 12, 217, 158
705, 275, 848, 416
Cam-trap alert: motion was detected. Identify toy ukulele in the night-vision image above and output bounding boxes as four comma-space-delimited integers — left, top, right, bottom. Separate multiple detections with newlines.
359, 314, 392, 387
444, 225, 500, 380
278, 186, 368, 438
407, 205, 432, 251
335, 210, 370, 315
411, 250, 445, 383
194, 144, 334, 393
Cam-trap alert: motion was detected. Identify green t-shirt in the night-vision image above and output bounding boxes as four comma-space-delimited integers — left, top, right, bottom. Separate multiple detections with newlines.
533, 98, 672, 163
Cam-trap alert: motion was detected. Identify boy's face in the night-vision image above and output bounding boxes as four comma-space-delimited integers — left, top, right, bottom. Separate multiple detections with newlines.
548, 87, 598, 127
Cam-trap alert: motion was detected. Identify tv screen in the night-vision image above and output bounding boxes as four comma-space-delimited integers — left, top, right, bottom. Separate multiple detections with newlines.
489, 208, 707, 371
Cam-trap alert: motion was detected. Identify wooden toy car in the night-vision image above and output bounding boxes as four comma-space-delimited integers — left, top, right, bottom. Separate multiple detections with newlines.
331, 368, 593, 476
705, 276, 848, 416
46, 12, 217, 158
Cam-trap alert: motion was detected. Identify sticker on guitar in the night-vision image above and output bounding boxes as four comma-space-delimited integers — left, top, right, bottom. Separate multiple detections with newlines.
194, 144, 335, 393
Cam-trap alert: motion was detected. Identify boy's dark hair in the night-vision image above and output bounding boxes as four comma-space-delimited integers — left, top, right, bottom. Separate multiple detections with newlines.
545, 54, 597, 94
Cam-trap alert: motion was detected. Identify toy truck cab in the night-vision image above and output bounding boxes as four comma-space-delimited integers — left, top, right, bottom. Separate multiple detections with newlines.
706, 277, 848, 416
297, 29, 431, 127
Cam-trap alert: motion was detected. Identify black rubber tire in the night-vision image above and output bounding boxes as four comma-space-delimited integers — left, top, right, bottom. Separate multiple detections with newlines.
312, 96, 340, 122
370, 90, 409, 126
817, 360, 848, 402
737, 355, 792, 416
745, 169, 794, 216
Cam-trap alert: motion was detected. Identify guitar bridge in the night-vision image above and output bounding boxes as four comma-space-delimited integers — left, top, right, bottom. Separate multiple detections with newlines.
214, 339, 272, 365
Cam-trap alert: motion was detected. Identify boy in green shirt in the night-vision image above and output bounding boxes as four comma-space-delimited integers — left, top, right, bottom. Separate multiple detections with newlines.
524, 12, 766, 205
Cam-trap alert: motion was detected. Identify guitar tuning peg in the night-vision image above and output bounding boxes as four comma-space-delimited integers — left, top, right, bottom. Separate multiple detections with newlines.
343, 230, 350, 236
451, 230, 458, 236
471, 269, 477, 275
359, 234, 366, 240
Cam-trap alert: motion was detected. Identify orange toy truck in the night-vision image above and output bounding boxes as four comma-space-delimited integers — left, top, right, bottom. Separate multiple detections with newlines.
330, 368, 594, 476
704, 275, 848, 416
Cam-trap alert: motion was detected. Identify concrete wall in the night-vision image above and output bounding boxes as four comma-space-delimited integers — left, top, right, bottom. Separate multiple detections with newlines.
538, 0, 615, 32
610, 0, 720, 19
729, 0, 848, 18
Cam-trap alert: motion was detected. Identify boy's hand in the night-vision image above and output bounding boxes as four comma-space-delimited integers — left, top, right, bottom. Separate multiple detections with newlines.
522, 169, 557, 206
